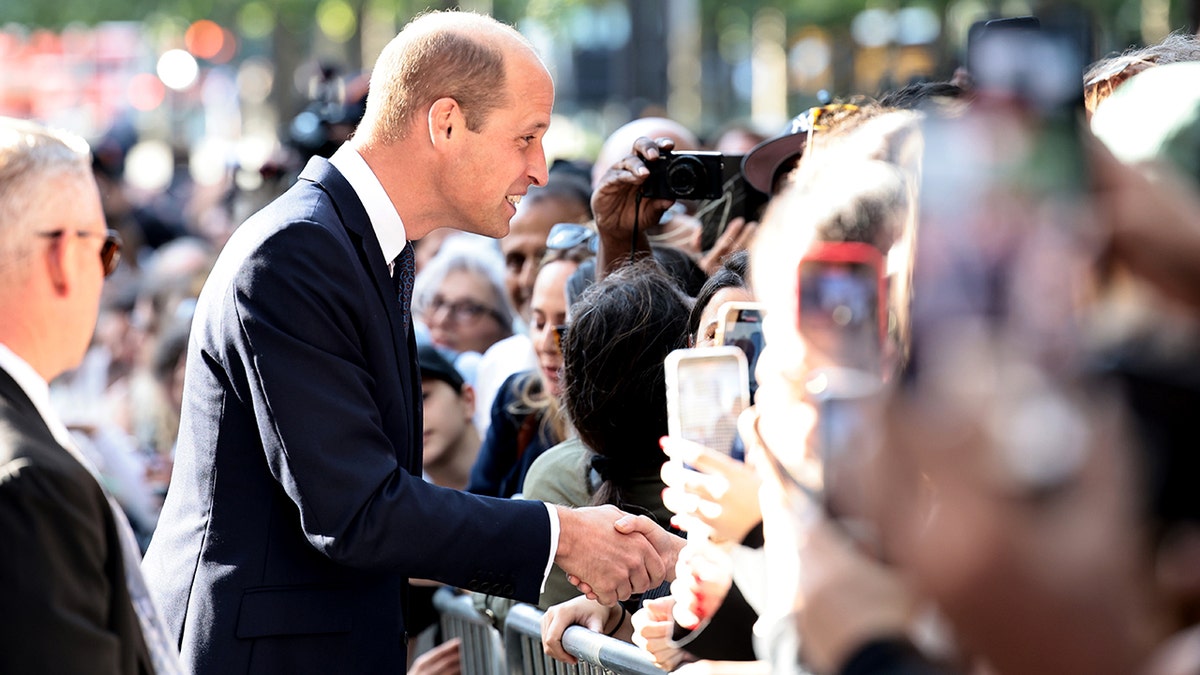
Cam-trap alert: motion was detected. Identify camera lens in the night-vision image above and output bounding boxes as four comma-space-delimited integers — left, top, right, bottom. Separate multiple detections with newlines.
666, 156, 706, 198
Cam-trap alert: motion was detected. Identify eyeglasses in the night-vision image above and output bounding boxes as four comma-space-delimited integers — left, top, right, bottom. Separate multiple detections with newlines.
546, 223, 597, 253
38, 228, 122, 278
426, 295, 507, 325
552, 324, 568, 351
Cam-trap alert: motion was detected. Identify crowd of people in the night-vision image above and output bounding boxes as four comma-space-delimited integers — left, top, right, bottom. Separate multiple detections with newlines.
3, 6, 1200, 675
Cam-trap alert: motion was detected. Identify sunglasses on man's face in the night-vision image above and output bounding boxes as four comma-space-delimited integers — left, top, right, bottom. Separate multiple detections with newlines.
39, 228, 123, 277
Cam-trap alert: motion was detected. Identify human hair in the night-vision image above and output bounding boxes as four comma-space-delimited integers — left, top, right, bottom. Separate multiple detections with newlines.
1085, 31, 1200, 114
360, 11, 535, 145
686, 249, 749, 344
561, 260, 690, 509
412, 235, 515, 337
879, 80, 970, 112
0, 118, 91, 280
522, 167, 593, 220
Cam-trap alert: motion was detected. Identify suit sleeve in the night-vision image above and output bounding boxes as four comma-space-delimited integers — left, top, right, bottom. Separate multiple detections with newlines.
224, 220, 550, 600
0, 459, 130, 674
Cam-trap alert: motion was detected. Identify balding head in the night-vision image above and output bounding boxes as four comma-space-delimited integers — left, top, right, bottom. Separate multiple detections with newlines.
591, 116, 700, 187
358, 11, 544, 146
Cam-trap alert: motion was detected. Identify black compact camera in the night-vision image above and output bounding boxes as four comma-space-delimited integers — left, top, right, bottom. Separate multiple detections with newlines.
642, 150, 725, 200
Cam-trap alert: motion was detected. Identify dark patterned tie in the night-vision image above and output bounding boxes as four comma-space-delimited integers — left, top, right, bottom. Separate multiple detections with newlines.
395, 242, 415, 334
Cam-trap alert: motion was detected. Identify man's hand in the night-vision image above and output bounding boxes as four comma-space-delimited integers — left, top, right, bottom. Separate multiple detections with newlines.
592, 136, 678, 279
554, 505, 667, 606
568, 513, 684, 601
541, 595, 624, 664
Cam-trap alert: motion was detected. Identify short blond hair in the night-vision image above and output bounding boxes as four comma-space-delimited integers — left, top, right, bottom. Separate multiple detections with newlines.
361, 11, 537, 145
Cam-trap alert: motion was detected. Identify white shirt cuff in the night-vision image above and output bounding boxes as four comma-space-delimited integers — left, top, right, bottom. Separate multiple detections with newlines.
542, 502, 560, 593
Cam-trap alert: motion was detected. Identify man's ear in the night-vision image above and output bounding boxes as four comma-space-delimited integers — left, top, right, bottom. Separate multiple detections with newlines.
44, 234, 70, 296
460, 383, 476, 419
428, 97, 464, 147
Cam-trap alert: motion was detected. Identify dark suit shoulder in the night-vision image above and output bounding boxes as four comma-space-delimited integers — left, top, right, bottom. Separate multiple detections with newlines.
0, 416, 111, 540
0, 416, 143, 675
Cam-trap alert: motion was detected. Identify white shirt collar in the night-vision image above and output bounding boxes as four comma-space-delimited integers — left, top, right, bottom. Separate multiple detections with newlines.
329, 143, 408, 270
0, 343, 78, 453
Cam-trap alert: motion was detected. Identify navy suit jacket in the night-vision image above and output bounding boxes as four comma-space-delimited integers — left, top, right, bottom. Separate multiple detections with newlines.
143, 157, 551, 674
0, 368, 152, 674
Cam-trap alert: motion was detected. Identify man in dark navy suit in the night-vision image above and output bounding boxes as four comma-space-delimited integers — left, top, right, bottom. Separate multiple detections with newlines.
142, 11, 673, 674
0, 118, 178, 673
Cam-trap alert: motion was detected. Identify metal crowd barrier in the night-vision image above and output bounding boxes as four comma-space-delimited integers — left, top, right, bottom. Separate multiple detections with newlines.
432, 587, 663, 675
433, 586, 507, 674
504, 602, 663, 675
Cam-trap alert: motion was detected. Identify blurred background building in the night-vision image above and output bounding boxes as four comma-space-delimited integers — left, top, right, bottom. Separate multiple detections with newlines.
1, 0, 1195, 199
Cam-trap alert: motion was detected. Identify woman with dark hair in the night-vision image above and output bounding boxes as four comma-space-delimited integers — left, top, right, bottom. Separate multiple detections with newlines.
521, 260, 691, 609
686, 250, 752, 348
466, 241, 594, 498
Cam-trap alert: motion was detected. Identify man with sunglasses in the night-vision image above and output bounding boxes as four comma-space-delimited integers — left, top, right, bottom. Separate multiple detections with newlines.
142, 11, 672, 674
0, 117, 182, 673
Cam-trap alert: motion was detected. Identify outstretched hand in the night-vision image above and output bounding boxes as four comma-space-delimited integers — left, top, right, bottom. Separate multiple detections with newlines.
568, 513, 684, 602
554, 505, 667, 606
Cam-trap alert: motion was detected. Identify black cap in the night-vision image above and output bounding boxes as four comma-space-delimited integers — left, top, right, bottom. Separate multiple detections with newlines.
741, 114, 811, 195
417, 344, 465, 391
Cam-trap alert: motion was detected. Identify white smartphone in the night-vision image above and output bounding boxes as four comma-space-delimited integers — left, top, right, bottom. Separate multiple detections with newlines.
664, 346, 750, 457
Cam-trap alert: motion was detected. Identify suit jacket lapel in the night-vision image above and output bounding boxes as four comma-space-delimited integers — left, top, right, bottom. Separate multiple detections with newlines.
297, 158, 418, 434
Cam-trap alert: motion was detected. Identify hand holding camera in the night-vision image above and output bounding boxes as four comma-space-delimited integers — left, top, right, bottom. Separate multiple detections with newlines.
591, 136, 681, 274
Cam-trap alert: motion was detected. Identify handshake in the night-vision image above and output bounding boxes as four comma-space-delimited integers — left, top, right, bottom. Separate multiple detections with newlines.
552, 505, 685, 606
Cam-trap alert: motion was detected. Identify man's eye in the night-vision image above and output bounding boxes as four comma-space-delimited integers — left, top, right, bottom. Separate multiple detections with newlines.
506, 255, 524, 271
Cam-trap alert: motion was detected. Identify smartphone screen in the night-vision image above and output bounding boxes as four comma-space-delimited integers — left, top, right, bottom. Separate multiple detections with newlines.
716, 302, 765, 398
799, 260, 882, 374
664, 347, 750, 457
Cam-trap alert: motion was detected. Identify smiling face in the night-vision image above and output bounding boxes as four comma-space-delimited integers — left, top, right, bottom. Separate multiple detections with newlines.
528, 259, 577, 397
447, 48, 554, 240
502, 196, 588, 322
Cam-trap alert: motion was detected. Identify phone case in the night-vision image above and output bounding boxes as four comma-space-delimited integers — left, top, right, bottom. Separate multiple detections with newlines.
664, 346, 750, 457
